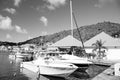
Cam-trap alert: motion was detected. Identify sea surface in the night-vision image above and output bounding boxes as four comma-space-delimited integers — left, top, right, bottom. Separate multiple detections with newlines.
0, 51, 108, 80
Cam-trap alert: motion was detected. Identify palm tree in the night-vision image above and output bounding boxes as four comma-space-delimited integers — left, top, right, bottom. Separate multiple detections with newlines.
92, 40, 108, 59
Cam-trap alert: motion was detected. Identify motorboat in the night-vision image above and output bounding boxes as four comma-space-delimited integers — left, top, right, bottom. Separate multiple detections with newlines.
9, 51, 33, 59
59, 54, 93, 67
38, 51, 92, 67
15, 51, 25, 58
20, 55, 78, 77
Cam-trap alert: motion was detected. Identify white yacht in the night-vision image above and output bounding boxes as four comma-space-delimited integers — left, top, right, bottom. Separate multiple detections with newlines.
9, 51, 24, 58
39, 51, 92, 67
59, 54, 92, 67
20, 52, 78, 77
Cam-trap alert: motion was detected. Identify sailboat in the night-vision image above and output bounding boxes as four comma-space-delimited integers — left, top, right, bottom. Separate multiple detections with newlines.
49, 0, 92, 67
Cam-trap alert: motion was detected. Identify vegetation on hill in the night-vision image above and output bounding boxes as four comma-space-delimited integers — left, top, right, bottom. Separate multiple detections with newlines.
0, 41, 17, 46
1, 21, 120, 46
20, 21, 120, 46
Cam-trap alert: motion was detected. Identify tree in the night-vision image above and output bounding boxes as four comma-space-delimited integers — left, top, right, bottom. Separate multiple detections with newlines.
92, 40, 108, 59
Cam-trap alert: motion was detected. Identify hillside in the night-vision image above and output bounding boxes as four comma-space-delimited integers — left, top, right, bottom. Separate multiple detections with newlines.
18, 21, 120, 46
0, 41, 17, 46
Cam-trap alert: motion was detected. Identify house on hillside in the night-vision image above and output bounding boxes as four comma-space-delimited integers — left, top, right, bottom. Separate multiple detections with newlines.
12, 46, 20, 52
49, 35, 83, 55
84, 32, 120, 60
21, 44, 36, 51
0, 45, 7, 51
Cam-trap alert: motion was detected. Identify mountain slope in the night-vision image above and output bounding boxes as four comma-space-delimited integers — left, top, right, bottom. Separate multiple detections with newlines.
19, 21, 120, 45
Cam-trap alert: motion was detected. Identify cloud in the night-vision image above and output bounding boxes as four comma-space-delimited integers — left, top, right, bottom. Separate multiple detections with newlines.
28, 36, 32, 39
40, 16, 48, 26
4, 8, 16, 14
6, 34, 12, 39
0, 14, 28, 34
41, 31, 48, 36
36, 6, 41, 11
14, 0, 21, 7
0, 15, 13, 30
95, 0, 115, 8
46, 5, 56, 10
15, 25, 28, 34
44, 0, 67, 10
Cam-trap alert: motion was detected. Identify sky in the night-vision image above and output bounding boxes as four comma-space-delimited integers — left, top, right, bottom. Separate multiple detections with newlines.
0, 0, 120, 42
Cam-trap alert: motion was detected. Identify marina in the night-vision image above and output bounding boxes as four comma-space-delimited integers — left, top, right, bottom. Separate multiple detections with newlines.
92, 65, 120, 80
0, 0, 120, 80
0, 51, 109, 80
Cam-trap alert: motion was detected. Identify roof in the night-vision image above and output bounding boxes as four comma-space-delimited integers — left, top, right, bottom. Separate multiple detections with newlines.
50, 35, 82, 47
84, 32, 120, 47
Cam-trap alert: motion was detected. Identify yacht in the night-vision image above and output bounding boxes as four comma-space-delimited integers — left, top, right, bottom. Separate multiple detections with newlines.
59, 54, 92, 67
20, 52, 78, 77
38, 51, 92, 67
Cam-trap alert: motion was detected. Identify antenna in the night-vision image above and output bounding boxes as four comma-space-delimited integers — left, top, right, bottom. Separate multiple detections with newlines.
70, 0, 73, 36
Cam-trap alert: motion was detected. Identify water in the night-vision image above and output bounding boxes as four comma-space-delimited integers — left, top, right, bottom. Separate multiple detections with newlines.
0, 51, 108, 80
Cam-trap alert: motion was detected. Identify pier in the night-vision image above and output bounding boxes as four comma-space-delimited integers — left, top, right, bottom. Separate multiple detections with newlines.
92, 65, 120, 80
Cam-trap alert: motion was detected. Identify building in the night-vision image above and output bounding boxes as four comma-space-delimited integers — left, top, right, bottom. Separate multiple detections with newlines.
50, 35, 82, 47
84, 32, 120, 60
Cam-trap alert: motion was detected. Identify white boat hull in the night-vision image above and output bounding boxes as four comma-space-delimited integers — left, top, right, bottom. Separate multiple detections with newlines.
39, 64, 76, 77
60, 54, 93, 66
21, 61, 78, 77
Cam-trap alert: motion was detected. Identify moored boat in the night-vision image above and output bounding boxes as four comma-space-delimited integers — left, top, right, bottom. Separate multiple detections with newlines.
37, 51, 92, 67
20, 56, 78, 77
59, 54, 93, 67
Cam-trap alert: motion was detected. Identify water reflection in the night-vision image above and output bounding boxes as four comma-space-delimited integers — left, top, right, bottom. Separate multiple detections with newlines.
0, 51, 29, 80
69, 68, 90, 79
0, 51, 108, 80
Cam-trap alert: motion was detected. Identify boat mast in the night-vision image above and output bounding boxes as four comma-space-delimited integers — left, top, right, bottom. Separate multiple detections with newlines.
72, 12, 86, 54
70, 0, 73, 36
70, 0, 74, 55
70, 0, 86, 55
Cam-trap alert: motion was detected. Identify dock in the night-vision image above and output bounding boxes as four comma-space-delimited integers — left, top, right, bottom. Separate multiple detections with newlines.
92, 65, 120, 80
